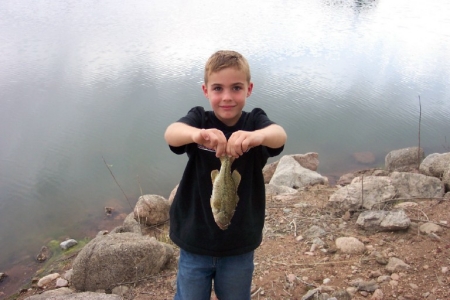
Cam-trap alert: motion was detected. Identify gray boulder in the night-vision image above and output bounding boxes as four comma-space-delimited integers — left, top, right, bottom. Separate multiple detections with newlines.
419, 152, 450, 178
329, 176, 396, 211
390, 171, 445, 199
385, 147, 424, 172
356, 210, 410, 231
72, 232, 173, 291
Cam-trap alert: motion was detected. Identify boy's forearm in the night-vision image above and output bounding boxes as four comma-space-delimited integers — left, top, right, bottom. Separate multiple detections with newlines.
257, 124, 287, 149
164, 122, 199, 147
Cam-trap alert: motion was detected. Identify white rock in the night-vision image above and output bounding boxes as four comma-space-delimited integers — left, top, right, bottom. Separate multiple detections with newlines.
56, 278, 68, 287
37, 273, 60, 287
60, 239, 78, 250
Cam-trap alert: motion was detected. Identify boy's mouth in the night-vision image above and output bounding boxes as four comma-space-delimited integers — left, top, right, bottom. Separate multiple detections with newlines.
220, 105, 235, 110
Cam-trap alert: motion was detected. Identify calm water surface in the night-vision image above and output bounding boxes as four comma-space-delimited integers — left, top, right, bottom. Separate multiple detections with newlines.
1, 0, 450, 290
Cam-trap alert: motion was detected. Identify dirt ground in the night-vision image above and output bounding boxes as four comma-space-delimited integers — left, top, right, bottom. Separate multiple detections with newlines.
9, 184, 450, 300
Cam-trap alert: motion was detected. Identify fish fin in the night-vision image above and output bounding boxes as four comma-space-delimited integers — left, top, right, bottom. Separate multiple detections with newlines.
211, 170, 219, 182
231, 170, 241, 188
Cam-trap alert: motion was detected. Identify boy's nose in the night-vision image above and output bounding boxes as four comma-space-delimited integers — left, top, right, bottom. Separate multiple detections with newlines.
222, 89, 232, 100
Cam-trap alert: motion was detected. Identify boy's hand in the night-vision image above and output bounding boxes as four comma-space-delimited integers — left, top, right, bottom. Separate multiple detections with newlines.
226, 130, 264, 158
192, 129, 227, 157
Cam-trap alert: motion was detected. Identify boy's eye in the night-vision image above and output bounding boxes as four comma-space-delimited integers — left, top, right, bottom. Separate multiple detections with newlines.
213, 86, 222, 91
232, 86, 242, 91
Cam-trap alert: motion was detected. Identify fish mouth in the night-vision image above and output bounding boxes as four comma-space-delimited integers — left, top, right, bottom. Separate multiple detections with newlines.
216, 222, 229, 230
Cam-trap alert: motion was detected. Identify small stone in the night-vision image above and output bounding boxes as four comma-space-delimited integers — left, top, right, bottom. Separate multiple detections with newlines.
56, 278, 68, 287
423, 265, 429, 270
371, 289, 383, 300
323, 278, 331, 284
409, 283, 418, 289
112, 285, 129, 296
60, 239, 78, 250
442, 267, 448, 274
389, 280, 398, 287
391, 273, 400, 280
377, 275, 390, 283
287, 274, 296, 283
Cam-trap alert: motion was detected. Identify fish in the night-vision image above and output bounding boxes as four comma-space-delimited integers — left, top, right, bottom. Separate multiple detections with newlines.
210, 156, 241, 230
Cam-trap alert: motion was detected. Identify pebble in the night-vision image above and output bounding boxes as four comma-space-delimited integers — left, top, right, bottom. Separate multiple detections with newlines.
323, 278, 331, 284
56, 278, 68, 287
442, 266, 448, 274
409, 283, 418, 289
389, 280, 398, 287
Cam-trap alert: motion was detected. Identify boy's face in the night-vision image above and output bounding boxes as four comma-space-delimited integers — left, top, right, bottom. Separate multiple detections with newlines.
202, 67, 253, 127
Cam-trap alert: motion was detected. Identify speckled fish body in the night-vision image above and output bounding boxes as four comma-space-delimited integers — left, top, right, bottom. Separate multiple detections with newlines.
210, 156, 241, 230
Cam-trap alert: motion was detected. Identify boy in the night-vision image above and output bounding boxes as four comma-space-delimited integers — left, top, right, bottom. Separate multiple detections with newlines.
164, 50, 287, 300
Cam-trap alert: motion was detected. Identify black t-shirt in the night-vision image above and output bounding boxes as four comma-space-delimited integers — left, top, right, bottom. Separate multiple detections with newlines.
169, 106, 284, 256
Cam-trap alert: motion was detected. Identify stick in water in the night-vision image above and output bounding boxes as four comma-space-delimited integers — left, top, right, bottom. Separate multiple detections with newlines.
102, 156, 133, 210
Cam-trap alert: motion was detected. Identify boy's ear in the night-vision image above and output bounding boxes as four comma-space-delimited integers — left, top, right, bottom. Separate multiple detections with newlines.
202, 84, 209, 98
247, 82, 254, 97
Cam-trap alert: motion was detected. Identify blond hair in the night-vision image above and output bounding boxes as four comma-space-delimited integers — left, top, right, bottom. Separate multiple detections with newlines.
204, 50, 251, 85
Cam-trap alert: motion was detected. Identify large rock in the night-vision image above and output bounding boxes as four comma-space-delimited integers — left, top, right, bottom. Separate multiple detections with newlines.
419, 152, 450, 178
72, 232, 173, 291
385, 147, 424, 172
329, 176, 396, 211
134, 194, 170, 226
389, 172, 445, 199
269, 155, 328, 189
329, 171, 444, 211
356, 210, 410, 231
263, 153, 319, 184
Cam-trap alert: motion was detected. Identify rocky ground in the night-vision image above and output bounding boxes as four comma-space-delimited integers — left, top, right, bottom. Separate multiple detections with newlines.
9, 183, 450, 300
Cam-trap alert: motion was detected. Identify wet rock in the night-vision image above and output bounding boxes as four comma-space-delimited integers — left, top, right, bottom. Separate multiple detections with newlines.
353, 151, 376, 164
36, 246, 51, 262
0, 272, 7, 282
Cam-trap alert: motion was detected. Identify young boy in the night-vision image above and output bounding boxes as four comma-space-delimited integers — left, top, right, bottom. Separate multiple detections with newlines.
164, 50, 287, 300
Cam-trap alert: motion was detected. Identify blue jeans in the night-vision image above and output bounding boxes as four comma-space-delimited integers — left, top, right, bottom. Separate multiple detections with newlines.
174, 249, 254, 300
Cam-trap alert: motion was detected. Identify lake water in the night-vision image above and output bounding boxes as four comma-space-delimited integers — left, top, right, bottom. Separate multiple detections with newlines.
1, 0, 450, 293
